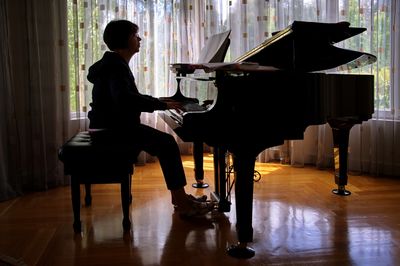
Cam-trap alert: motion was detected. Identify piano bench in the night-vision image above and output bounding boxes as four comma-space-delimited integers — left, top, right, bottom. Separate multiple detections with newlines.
58, 131, 139, 234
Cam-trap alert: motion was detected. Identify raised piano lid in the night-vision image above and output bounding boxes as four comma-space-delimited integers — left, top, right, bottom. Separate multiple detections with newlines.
234, 20, 377, 72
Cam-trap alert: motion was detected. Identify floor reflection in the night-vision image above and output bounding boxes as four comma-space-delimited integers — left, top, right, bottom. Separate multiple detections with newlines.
43, 158, 400, 265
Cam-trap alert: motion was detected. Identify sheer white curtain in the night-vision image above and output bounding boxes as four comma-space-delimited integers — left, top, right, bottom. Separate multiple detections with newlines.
225, 0, 399, 177
68, 0, 229, 158
0, 0, 70, 201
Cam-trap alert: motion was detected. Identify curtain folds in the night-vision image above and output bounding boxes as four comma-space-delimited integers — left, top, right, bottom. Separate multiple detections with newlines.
226, 0, 399, 177
0, 0, 70, 201
0, 1, 17, 200
67, 0, 398, 176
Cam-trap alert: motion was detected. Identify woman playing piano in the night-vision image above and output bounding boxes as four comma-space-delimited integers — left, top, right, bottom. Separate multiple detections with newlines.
86, 19, 212, 217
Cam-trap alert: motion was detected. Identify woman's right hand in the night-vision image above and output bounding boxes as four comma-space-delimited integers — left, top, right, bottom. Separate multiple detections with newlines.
162, 99, 184, 113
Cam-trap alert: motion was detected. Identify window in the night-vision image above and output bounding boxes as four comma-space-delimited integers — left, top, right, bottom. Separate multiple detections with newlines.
67, 0, 397, 120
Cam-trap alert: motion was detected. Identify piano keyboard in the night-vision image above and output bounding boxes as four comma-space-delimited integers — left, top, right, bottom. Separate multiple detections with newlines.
182, 102, 208, 112
165, 109, 183, 126
162, 102, 209, 127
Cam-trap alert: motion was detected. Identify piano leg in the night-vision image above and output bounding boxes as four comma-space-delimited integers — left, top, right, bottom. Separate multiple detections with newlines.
329, 120, 354, 196
226, 154, 256, 259
192, 141, 209, 188
210, 146, 231, 212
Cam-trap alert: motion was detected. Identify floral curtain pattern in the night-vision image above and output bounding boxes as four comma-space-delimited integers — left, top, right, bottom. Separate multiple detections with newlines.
68, 0, 230, 156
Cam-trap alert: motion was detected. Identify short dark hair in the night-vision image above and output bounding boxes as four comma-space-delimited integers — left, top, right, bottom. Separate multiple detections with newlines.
103, 20, 138, 50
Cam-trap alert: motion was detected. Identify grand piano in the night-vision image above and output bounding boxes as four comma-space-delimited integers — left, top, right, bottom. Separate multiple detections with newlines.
160, 21, 376, 258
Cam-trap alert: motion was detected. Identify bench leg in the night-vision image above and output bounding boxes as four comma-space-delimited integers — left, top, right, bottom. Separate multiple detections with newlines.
121, 174, 131, 231
129, 173, 133, 204
84, 184, 92, 206
71, 176, 82, 233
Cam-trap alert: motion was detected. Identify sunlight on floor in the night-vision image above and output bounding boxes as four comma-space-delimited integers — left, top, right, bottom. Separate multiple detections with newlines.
182, 153, 215, 171
182, 153, 285, 176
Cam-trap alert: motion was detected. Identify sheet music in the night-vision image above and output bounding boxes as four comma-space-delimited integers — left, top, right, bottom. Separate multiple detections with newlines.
197, 30, 231, 63
170, 30, 230, 69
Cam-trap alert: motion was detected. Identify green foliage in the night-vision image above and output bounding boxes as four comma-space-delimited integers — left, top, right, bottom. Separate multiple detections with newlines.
345, 1, 392, 111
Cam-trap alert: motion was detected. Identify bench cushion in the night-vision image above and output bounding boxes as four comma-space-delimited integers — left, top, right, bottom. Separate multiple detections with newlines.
59, 131, 139, 179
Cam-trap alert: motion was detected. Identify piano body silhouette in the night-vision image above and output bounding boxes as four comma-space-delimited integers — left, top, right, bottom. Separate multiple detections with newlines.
160, 21, 376, 258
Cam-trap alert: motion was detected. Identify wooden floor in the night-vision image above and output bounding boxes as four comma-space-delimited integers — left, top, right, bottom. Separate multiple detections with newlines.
1, 154, 400, 266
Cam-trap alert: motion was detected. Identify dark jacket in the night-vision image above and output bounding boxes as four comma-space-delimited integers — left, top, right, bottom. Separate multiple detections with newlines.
87, 51, 167, 129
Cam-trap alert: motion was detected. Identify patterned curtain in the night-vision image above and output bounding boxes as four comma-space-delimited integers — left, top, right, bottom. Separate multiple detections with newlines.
224, 0, 399, 177
68, 0, 399, 176
68, 0, 228, 157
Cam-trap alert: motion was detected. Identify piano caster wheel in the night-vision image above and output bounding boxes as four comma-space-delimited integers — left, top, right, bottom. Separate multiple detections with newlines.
192, 181, 209, 188
332, 187, 351, 196
227, 243, 255, 259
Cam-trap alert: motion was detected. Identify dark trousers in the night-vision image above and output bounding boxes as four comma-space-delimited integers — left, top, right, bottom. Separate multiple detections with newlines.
90, 124, 187, 190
